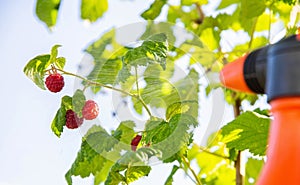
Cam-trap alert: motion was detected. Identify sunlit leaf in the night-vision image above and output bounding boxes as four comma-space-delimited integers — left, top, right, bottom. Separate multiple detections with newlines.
141, 0, 167, 20
221, 111, 270, 156
81, 0, 108, 22
36, 0, 61, 28
245, 158, 264, 185
51, 96, 72, 137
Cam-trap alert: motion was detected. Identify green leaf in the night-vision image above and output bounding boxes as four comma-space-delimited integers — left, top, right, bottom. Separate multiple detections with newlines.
36, 0, 61, 28
51, 96, 73, 137
217, 0, 239, 9
166, 100, 198, 121
144, 114, 198, 161
141, 0, 167, 20
245, 158, 264, 185
49, 45, 61, 63
23, 45, 65, 90
55, 57, 66, 70
251, 36, 268, 49
221, 111, 270, 156
125, 166, 151, 183
164, 165, 179, 185
66, 125, 119, 184
123, 33, 168, 70
188, 144, 226, 175
105, 148, 159, 184
23, 54, 50, 90
199, 28, 220, 50
94, 160, 114, 185
241, 0, 266, 18
86, 58, 123, 93
116, 62, 131, 83
133, 68, 199, 117
201, 164, 235, 185
84, 29, 129, 93
140, 22, 176, 46
85, 29, 119, 62
181, 0, 208, 6
72, 89, 86, 117
187, 141, 234, 185
178, 37, 215, 67
114, 121, 136, 144
255, 13, 277, 32
81, 0, 108, 22
49, 45, 66, 70
276, 0, 297, 5
271, 1, 293, 24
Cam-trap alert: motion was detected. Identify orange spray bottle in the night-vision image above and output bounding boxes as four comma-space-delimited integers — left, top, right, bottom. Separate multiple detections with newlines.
220, 35, 300, 185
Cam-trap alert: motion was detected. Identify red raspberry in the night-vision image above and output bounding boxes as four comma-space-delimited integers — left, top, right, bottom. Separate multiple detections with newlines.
45, 73, 64, 93
65, 110, 84, 129
82, 100, 99, 120
131, 135, 142, 151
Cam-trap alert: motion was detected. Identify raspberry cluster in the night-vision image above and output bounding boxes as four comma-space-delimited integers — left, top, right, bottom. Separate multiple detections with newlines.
65, 100, 99, 129
45, 73, 100, 130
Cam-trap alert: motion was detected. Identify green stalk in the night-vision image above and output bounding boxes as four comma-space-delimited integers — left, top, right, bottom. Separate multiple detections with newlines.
56, 68, 153, 117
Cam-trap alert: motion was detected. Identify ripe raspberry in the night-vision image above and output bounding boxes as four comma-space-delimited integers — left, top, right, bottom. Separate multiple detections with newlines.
131, 135, 142, 151
45, 73, 64, 93
82, 100, 99, 120
65, 110, 84, 129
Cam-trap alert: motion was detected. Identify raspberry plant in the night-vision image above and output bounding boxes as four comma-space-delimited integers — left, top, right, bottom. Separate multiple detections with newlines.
24, 0, 299, 184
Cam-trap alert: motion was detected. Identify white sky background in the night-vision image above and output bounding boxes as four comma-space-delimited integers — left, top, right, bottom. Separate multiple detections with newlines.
0, 0, 274, 185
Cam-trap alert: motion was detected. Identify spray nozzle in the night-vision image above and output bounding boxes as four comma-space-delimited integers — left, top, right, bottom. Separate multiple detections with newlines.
220, 35, 300, 101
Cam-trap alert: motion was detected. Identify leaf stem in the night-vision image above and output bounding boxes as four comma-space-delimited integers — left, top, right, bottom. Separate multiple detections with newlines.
179, 163, 197, 184
134, 66, 152, 117
248, 18, 258, 50
181, 155, 203, 185
198, 145, 230, 159
56, 68, 153, 117
195, 3, 205, 24
57, 68, 135, 97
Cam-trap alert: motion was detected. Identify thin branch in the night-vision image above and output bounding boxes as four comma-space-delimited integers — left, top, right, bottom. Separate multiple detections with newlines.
134, 67, 152, 117
56, 68, 153, 117
233, 98, 244, 185
248, 18, 258, 50
181, 155, 203, 185
135, 67, 140, 94
198, 145, 230, 159
179, 163, 197, 184
57, 68, 135, 97
195, 3, 205, 24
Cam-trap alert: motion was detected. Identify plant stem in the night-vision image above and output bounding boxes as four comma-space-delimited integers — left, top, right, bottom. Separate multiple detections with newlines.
195, 3, 205, 23
58, 69, 134, 97
56, 68, 153, 117
134, 67, 152, 117
248, 18, 258, 50
198, 145, 230, 159
181, 155, 203, 185
179, 163, 197, 184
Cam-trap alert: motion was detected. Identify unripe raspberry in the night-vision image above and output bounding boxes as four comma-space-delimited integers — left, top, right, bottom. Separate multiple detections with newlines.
131, 135, 142, 151
65, 110, 84, 129
82, 100, 99, 120
45, 73, 64, 93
